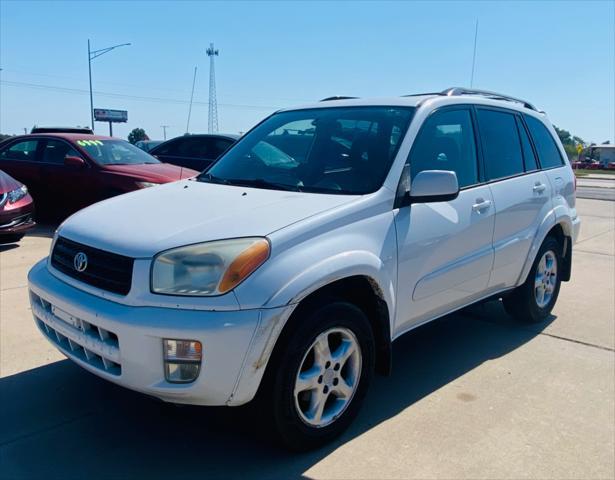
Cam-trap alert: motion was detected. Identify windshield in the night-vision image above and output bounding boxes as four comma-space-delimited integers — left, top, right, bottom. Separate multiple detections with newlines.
200, 106, 415, 194
77, 139, 160, 165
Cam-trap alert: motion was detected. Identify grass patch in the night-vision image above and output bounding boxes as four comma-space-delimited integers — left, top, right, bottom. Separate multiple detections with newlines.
573, 169, 615, 176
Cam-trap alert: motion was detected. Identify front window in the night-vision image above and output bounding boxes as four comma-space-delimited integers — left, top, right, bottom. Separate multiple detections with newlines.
76, 139, 160, 165
200, 106, 415, 194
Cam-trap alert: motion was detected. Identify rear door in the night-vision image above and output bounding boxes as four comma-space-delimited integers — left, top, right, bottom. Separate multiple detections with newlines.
394, 107, 496, 332
0, 138, 43, 197
476, 107, 552, 289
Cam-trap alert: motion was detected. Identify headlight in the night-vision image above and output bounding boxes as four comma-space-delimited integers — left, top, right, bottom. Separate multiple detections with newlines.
151, 238, 270, 296
7, 185, 28, 204
136, 181, 159, 188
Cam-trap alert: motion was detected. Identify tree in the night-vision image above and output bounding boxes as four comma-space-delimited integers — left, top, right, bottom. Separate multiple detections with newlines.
554, 126, 572, 145
127, 128, 149, 144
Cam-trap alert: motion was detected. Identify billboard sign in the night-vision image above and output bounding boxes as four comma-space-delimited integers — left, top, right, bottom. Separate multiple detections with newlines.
94, 109, 128, 123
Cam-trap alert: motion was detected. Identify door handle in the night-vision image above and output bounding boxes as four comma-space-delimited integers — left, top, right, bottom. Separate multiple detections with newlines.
472, 199, 492, 212
533, 183, 546, 193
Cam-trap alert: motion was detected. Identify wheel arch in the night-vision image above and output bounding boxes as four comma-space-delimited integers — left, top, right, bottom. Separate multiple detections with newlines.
518, 219, 573, 285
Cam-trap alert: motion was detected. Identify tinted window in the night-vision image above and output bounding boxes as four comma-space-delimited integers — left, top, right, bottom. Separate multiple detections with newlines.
152, 138, 180, 156
0, 140, 39, 162
516, 117, 538, 171
410, 109, 478, 188
211, 139, 233, 158
477, 109, 524, 180
524, 115, 565, 169
41, 140, 81, 164
203, 106, 415, 194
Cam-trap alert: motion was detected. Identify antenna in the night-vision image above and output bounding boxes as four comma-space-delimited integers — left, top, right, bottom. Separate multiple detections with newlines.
470, 19, 479, 88
186, 66, 198, 134
206, 43, 219, 133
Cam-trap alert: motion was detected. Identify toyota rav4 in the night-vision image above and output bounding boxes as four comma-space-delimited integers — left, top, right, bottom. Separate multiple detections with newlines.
28, 88, 580, 449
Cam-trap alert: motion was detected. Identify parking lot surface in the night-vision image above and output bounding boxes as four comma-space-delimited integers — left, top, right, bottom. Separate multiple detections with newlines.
1, 198, 613, 479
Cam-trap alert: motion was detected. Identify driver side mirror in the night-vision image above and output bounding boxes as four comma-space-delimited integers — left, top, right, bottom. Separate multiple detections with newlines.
397, 168, 459, 207
64, 155, 86, 168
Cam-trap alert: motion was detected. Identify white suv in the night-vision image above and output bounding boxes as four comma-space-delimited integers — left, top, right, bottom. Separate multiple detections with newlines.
29, 88, 580, 449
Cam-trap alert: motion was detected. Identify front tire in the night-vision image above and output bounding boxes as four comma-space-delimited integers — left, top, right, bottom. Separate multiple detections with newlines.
271, 301, 375, 450
503, 236, 562, 323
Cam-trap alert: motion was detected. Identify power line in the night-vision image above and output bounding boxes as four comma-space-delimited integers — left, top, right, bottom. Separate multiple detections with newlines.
1, 79, 279, 110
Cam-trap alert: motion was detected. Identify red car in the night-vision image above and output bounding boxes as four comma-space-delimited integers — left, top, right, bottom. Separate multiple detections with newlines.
0, 169, 35, 243
0, 134, 197, 214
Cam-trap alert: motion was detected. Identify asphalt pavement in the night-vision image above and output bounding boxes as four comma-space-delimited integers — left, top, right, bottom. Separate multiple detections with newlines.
576, 175, 615, 201
0, 198, 613, 479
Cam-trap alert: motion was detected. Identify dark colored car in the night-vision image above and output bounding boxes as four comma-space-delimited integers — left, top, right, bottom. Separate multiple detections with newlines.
0, 170, 35, 243
0, 134, 197, 214
135, 140, 164, 152
150, 133, 239, 171
31, 126, 94, 135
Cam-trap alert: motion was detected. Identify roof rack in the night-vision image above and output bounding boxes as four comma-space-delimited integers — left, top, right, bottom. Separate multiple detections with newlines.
441, 87, 538, 111
319, 96, 358, 102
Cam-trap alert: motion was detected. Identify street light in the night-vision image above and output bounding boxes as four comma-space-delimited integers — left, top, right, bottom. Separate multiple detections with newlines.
88, 39, 131, 132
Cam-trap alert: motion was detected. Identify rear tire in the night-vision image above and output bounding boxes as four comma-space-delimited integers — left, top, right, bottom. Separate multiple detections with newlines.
503, 236, 562, 323
270, 301, 375, 451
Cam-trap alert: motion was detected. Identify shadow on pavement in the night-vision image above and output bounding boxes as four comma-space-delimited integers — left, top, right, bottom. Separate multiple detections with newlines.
0, 301, 552, 479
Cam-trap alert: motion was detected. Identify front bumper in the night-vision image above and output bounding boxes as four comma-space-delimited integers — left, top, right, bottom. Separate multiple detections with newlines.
28, 259, 291, 406
0, 200, 35, 235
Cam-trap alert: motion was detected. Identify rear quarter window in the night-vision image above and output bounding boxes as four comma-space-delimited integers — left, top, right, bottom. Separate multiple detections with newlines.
524, 115, 565, 169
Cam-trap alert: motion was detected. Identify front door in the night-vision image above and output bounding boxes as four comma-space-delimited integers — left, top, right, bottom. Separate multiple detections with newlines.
394, 107, 495, 335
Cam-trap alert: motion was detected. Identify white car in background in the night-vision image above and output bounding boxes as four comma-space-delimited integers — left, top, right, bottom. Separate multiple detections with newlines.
28, 88, 580, 450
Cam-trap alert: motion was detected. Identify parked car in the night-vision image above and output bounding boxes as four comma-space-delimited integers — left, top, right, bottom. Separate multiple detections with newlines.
0, 170, 35, 243
28, 88, 580, 450
150, 133, 239, 171
0, 134, 197, 213
31, 126, 94, 135
134, 140, 163, 153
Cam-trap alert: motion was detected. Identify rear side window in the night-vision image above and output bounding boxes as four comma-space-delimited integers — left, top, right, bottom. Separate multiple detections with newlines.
516, 117, 538, 171
524, 115, 565, 169
0, 140, 39, 162
410, 109, 478, 188
476, 109, 524, 181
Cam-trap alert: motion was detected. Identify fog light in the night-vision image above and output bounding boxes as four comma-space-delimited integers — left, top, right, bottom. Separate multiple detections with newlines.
163, 339, 202, 383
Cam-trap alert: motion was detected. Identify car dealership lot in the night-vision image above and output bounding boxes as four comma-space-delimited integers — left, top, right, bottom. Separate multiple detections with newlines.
1, 198, 613, 479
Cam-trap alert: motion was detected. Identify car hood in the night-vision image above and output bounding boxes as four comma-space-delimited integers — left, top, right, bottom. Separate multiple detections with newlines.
58, 180, 358, 258
0, 170, 23, 194
102, 163, 198, 182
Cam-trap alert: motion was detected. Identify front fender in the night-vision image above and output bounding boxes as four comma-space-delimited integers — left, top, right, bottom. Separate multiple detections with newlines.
265, 250, 395, 314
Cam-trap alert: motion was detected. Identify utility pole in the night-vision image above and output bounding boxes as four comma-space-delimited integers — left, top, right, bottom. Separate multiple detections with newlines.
88, 39, 131, 132
23, 128, 27, 134
470, 19, 479, 88
186, 66, 198, 134
161, 125, 169, 140
206, 43, 219, 134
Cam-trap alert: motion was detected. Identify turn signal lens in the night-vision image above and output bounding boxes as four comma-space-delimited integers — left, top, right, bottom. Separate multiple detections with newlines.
218, 239, 270, 293
163, 339, 202, 383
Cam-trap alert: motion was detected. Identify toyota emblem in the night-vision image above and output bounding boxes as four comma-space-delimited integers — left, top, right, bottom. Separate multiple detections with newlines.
73, 252, 88, 272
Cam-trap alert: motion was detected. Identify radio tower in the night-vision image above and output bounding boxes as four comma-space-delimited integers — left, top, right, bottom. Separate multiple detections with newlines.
206, 43, 219, 133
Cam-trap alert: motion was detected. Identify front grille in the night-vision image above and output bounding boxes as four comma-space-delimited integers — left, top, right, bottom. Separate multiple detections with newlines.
51, 236, 134, 295
31, 291, 122, 376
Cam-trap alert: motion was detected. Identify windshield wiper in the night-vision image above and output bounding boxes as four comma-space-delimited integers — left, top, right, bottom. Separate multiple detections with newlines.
225, 178, 301, 192
197, 173, 232, 185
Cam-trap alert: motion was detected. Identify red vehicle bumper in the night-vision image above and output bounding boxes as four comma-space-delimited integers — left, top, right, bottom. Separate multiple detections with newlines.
0, 194, 36, 237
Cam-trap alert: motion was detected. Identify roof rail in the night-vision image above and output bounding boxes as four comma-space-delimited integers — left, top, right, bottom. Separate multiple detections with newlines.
441, 87, 538, 111
319, 96, 358, 102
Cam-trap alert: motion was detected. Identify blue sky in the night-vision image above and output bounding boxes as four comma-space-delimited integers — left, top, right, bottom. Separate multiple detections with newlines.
1, 0, 613, 143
